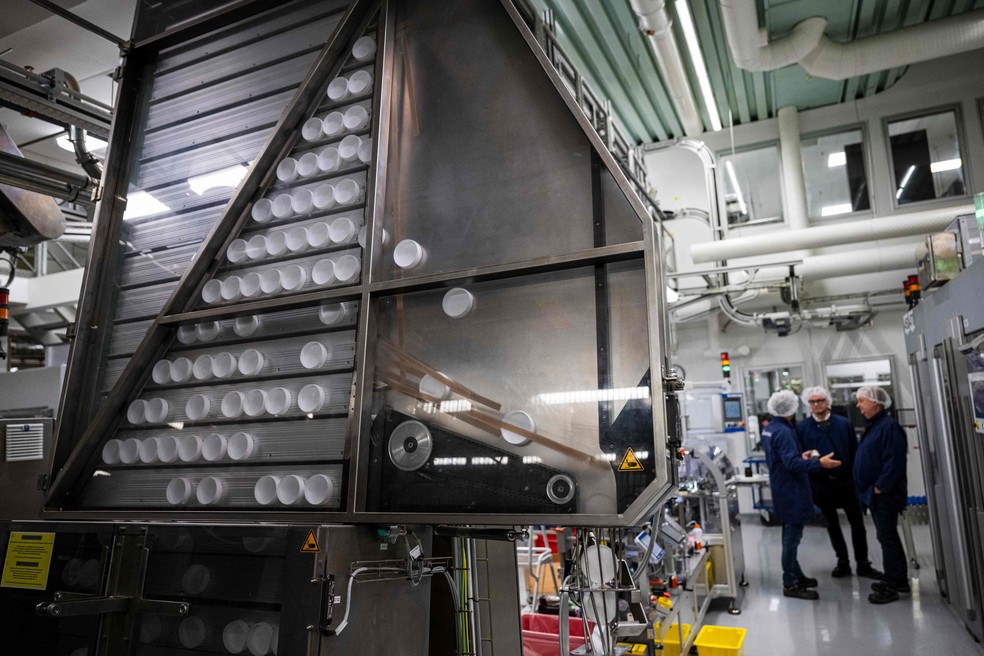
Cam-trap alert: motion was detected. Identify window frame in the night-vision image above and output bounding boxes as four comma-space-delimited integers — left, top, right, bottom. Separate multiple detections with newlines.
799, 123, 873, 222
882, 103, 971, 210
716, 141, 785, 231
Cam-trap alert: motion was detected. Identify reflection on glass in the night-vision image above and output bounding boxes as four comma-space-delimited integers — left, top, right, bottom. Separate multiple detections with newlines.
719, 145, 783, 227
888, 110, 966, 205
801, 129, 870, 218
366, 263, 654, 516
825, 358, 893, 433
744, 365, 804, 424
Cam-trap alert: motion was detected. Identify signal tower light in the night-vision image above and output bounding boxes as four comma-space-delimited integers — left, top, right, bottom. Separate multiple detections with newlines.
720, 352, 731, 378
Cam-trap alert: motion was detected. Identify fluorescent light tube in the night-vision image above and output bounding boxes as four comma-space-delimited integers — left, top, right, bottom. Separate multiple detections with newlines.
724, 160, 748, 215
930, 158, 961, 173
675, 0, 722, 132
123, 191, 170, 220
188, 164, 248, 196
820, 203, 853, 217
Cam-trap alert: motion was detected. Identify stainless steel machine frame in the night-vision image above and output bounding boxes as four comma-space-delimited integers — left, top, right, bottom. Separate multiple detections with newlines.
41, 0, 679, 527
905, 256, 984, 643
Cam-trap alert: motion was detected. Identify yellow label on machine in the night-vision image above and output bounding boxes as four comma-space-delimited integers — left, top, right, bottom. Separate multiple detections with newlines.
618, 447, 645, 472
1, 532, 55, 590
301, 530, 321, 553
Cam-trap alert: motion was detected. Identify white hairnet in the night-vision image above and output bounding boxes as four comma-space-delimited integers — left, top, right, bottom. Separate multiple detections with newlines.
801, 386, 832, 407
856, 385, 893, 409
767, 389, 800, 417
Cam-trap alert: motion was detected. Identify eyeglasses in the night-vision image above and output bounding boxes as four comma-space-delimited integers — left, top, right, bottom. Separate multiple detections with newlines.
807, 399, 828, 404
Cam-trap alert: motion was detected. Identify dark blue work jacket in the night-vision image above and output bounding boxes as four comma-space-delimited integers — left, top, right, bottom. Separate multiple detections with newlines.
762, 416, 821, 524
797, 413, 857, 480
853, 410, 908, 511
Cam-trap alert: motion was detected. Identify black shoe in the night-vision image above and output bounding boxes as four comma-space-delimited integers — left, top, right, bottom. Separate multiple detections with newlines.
871, 580, 910, 594
868, 588, 900, 604
798, 576, 819, 588
831, 562, 851, 578
783, 584, 819, 600
856, 562, 883, 579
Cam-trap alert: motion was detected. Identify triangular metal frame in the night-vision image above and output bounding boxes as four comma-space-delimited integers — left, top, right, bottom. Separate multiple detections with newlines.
46, 0, 380, 508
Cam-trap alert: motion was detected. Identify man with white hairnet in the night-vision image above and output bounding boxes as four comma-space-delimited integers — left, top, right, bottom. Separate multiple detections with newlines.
762, 389, 842, 600
854, 386, 909, 604
798, 386, 880, 579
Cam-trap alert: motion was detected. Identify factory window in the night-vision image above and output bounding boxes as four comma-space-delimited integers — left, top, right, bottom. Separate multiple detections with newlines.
718, 145, 783, 228
886, 108, 967, 206
801, 127, 870, 219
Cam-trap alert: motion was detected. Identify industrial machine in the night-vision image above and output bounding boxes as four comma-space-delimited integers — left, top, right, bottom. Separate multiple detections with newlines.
1, 0, 681, 654
905, 233, 984, 643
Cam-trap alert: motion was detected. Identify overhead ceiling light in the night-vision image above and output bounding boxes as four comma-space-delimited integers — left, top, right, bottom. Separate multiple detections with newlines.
188, 164, 249, 196
895, 164, 916, 199
930, 158, 961, 173
675, 0, 722, 132
820, 203, 853, 217
724, 160, 748, 215
56, 133, 108, 152
123, 191, 170, 220
827, 152, 846, 168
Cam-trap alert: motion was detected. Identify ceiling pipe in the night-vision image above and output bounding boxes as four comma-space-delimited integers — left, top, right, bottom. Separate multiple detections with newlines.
777, 106, 809, 232
800, 9, 984, 80
799, 242, 920, 279
720, 0, 984, 80
718, 0, 827, 71
691, 203, 973, 263
628, 0, 704, 137
62, 73, 104, 180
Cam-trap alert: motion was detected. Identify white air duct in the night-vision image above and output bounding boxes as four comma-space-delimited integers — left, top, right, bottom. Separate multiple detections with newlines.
628, 0, 703, 136
718, 0, 827, 71
799, 242, 920, 279
720, 0, 984, 80
691, 204, 972, 263
801, 10, 984, 80
777, 106, 808, 232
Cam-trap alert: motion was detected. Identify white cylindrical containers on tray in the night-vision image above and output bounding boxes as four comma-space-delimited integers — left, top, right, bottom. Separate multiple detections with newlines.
192, 355, 213, 381
298, 384, 326, 413
177, 325, 197, 344
119, 438, 141, 464
271, 193, 293, 220
443, 287, 476, 319
102, 439, 122, 465
220, 276, 242, 302
333, 179, 363, 205
393, 239, 425, 269
138, 437, 160, 464
243, 389, 267, 418
166, 477, 193, 505
343, 105, 369, 131
186, 394, 211, 421
196, 476, 225, 505
238, 349, 265, 376
329, 217, 360, 244
241, 272, 262, 298
280, 264, 307, 292
228, 432, 254, 461
264, 387, 292, 416
276, 475, 306, 505
170, 357, 193, 383
196, 321, 221, 342
311, 259, 336, 286
334, 254, 361, 283
145, 398, 170, 423
252, 198, 273, 224
322, 111, 345, 138
234, 315, 261, 337
152, 360, 171, 384
202, 433, 228, 462
326, 76, 349, 102
158, 436, 180, 463
212, 352, 237, 378
222, 391, 245, 419
352, 36, 376, 61
307, 222, 331, 249
358, 138, 373, 164
178, 435, 203, 463
254, 474, 333, 507
501, 410, 536, 446
319, 301, 356, 326
285, 226, 309, 254
201, 279, 222, 304
265, 231, 288, 258
305, 474, 334, 505
312, 183, 335, 210
337, 135, 361, 162
276, 158, 298, 183
297, 152, 319, 178
301, 116, 324, 142
317, 146, 340, 173
300, 342, 329, 370
227, 238, 248, 264
347, 70, 373, 96
290, 189, 314, 216
254, 475, 280, 505
258, 269, 282, 294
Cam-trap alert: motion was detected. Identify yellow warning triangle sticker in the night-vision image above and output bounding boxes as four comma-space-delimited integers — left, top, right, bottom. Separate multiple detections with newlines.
300, 530, 320, 553
618, 447, 645, 472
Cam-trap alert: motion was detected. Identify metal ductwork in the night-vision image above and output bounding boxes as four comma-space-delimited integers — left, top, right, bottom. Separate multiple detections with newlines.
798, 242, 920, 280
720, 0, 984, 80
63, 73, 104, 179
691, 204, 973, 263
628, 0, 704, 136
777, 106, 808, 232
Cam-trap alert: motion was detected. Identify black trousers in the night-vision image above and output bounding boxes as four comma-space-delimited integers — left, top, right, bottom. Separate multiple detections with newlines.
871, 495, 908, 585
813, 477, 869, 564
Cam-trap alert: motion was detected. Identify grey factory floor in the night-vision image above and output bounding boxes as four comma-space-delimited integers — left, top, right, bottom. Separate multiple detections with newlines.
702, 514, 984, 655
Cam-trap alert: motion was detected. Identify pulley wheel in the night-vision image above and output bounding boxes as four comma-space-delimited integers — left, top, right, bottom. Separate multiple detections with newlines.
388, 420, 433, 472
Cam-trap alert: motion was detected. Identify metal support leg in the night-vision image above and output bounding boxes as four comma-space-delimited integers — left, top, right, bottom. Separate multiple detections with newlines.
900, 510, 920, 570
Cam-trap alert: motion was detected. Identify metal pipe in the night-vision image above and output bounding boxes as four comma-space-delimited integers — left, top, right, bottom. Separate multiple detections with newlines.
0, 151, 94, 204
27, 0, 127, 49
62, 74, 104, 180
777, 106, 808, 232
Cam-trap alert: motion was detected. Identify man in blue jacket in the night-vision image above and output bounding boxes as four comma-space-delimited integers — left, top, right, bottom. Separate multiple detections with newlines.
798, 386, 881, 579
853, 386, 909, 604
763, 390, 842, 600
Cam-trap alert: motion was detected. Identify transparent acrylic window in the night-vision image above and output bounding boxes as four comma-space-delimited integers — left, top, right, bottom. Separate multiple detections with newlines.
887, 110, 966, 205
801, 128, 870, 218
719, 145, 783, 227
365, 260, 655, 516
